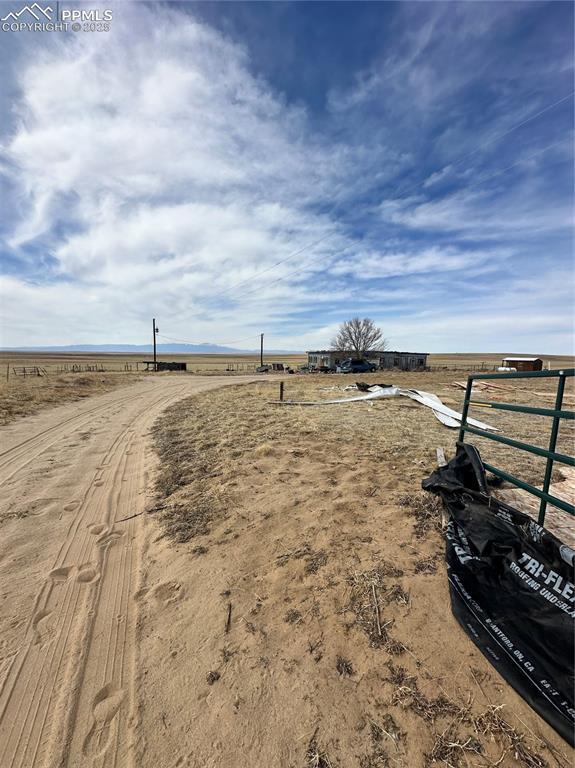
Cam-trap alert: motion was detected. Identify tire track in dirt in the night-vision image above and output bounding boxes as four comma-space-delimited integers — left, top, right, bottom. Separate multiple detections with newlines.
0, 400, 160, 768
0, 376, 257, 768
0, 389, 148, 488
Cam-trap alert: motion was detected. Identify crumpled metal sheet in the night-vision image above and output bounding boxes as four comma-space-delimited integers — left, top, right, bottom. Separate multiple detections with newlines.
278, 385, 498, 431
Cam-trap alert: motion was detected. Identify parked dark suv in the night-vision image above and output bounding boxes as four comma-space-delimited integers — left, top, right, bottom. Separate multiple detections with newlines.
339, 358, 377, 373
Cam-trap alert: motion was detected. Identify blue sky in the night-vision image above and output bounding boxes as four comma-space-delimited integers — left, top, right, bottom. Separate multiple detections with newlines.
0, 0, 573, 352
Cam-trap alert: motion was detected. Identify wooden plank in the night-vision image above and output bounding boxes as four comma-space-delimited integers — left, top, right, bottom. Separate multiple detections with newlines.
495, 467, 575, 547
436, 447, 447, 467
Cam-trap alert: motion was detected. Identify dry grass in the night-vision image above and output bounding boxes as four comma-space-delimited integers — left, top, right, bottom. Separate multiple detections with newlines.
359, 719, 392, 767
146, 374, 572, 767
426, 727, 483, 767
346, 565, 407, 652
1, 350, 572, 375
424, 703, 553, 768
151, 405, 232, 542
0, 371, 138, 425
473, 705, 549, 768
398, 492, 444, 538
387, 666, 462, 723
279, 370, 574, 493
0, 350, 305, 375
336, 655, 354, 676
306, 730, 334, 768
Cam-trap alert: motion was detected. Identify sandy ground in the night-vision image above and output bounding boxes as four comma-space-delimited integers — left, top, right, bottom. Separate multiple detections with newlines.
0, 375, 258, 768
0, 372, 572, 768
137, 376, 572, 768
0, 372, 139, 425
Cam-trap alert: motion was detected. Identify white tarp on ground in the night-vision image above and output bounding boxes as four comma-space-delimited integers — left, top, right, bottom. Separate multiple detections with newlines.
278, 385, 498, 431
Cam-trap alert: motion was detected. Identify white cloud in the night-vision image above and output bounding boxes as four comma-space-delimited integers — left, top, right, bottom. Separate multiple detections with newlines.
0, 3, 572, 354
0, 5, 360, 340
381, 179, 573, 238
328, 245, 513, 280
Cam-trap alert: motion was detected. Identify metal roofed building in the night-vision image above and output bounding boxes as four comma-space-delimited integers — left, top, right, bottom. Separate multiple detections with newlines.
306, 350, 360, 368
306, 350, 428, 371
142, 360, 187, 371
378, 351, 429, 370
501, 357, 543, 372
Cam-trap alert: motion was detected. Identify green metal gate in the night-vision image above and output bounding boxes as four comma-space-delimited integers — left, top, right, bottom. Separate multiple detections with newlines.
458, 368, 575, 525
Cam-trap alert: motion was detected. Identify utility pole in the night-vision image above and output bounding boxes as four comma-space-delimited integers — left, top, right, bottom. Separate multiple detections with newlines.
260, 333, 264, 368
152, 318, 159, 371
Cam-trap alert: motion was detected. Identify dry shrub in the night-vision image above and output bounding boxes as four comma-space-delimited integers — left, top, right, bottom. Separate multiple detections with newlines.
277, 545, 312, 566
385, 584, 410, 607
152, 403, 230, 542
378, 713, 405, 746
360, 714, 407, 768
426, 727, 483, 767
336, 656, 354, 676
306, 731, 334, 768
473, 706, 548, 768
414, 556, 439, 574
385, 662, 412, 687
284, 609, 302, 625
305, 551, 328, 575
254, 442, 274, 457
391, 683, 460, 723
386, 663, 461, 724
398, 492, 443, 538
347, 566, 405, 653
156, 500, 217, 543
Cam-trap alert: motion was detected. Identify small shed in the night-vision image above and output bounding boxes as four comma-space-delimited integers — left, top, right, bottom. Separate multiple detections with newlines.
502, 357, 543, 372
378, 351, 429, 371
142, 361, 187, 372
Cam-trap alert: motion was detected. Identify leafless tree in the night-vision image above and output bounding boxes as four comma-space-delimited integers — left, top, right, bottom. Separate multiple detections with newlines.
331, 317, 388, 357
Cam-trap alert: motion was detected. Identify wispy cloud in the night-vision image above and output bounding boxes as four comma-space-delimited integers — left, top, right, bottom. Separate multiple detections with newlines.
0, 1, 572, 352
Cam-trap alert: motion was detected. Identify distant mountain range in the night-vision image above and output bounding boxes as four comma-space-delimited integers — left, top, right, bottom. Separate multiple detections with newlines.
1, 343, 302, 355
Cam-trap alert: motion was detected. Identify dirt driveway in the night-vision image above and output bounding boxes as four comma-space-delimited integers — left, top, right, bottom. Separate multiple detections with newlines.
0, 375, 258, 768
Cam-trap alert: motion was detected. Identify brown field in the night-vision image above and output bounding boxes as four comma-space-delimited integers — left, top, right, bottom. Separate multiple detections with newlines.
0, 350, 306, 374
0, 371, 139, 425
0, 350, 573, 375
137, 372, 573, 767
0, 350, 572, 426
0, 368, 572, 767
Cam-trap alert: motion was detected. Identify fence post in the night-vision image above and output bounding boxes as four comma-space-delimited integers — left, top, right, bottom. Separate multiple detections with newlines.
538, 370, 566, 525
6, 365, 9, 382
279, 382, 284, 402
458, 376, 474, 443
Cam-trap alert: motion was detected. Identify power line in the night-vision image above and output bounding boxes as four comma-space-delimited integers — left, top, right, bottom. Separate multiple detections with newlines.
199, 138, 566, 305
204, 231, 336, 304
156, 332, 262, 347
151, 102, 571, 343
446, 91, 574, 172
381, 92, 574, 205
454, 139, 565, 195
229, 242, 356, 302
199, 91, 574, 304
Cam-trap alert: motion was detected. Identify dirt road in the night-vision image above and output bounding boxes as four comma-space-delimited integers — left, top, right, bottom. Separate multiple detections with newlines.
0, 375, 257, 768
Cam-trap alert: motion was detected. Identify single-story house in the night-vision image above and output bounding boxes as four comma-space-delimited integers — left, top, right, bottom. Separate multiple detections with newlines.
378, 351, 429, 370
306, 350, 428, 371
501, 357, 543, 372
306, 350, 383, 369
